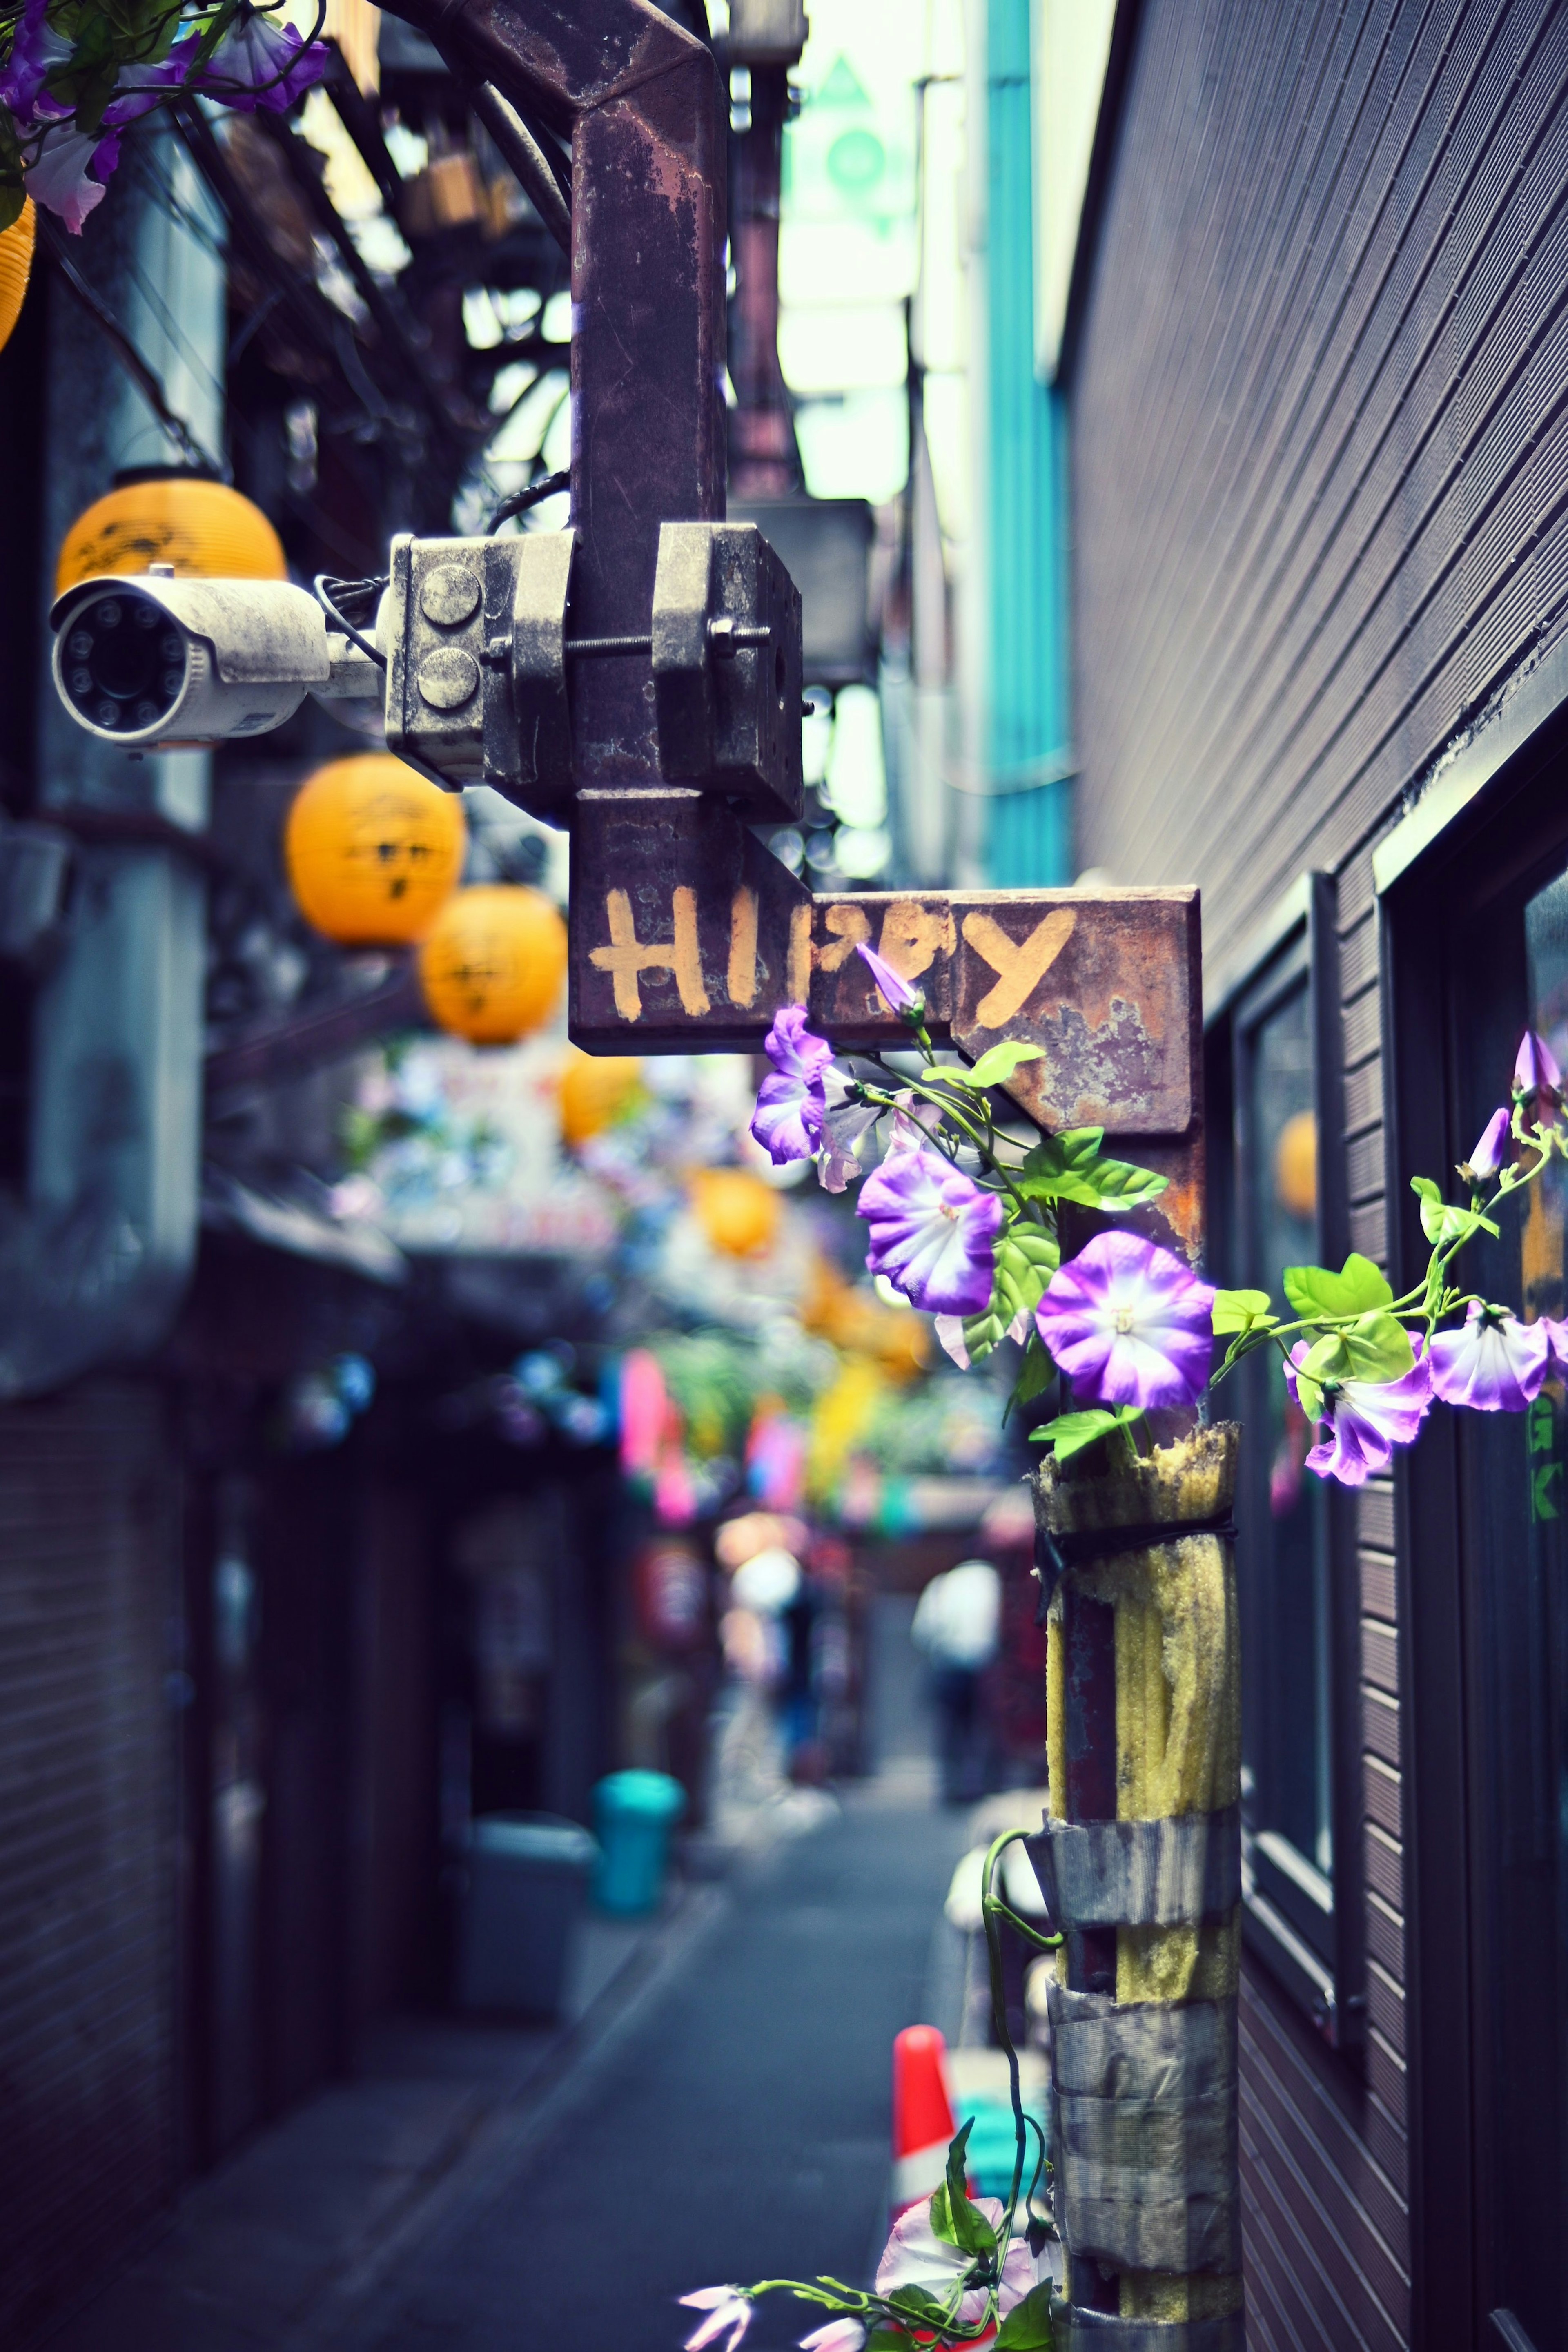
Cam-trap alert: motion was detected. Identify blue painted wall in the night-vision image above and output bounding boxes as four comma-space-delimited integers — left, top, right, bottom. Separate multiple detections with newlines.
983, 0, 1072, 885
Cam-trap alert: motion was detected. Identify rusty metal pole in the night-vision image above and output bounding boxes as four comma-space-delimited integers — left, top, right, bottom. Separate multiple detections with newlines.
392, 0, 728, 796
726, 29, 800, 499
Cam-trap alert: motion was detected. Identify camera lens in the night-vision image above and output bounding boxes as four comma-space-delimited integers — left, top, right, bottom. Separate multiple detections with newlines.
62, 589, 185, 731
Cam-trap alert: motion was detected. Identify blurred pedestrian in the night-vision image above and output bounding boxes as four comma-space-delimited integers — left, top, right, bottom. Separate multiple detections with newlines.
912, 1558, 1002, 1803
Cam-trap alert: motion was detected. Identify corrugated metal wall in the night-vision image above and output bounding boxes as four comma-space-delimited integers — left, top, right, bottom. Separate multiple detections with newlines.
0, 1381, 178, 2344
983, 0, 1073, 885
1069, 0, 1568, 2343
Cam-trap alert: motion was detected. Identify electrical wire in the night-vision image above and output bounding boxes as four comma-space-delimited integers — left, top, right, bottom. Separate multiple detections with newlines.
314, 574, 388, 669
486, 468, 570, 535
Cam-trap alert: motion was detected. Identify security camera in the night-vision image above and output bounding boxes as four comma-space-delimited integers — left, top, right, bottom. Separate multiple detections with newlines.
50, 569, 380, 748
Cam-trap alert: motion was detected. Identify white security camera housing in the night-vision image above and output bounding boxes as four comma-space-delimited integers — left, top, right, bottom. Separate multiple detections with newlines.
50, 571, 351, 748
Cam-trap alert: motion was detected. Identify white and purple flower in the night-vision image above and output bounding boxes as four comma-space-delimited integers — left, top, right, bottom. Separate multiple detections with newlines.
856, 939, 924, 1019
1297, 1352, 1432, 1487
874, 2196, 1034, 2330
799, 2323, 866, 2352
1428, 1302, 1551, 1411
1035, 1231, 1215, 1410
750, 1004, 833, 1165
857, 1146, 1003, 1316
680, 2287, 753, 2352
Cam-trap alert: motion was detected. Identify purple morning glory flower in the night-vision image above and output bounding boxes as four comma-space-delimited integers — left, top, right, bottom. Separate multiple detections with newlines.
1514, 1030, 1562, 1097
198, 10, 332, 114
855, 940, 923, 1018
0, 0, 71, 127
1428, 1303, 1551, 1411
1301, 1353, 1432, 1487
1463, 1108, 1511, 1182
100, 35, 205, 131
1035, 1230, 1215, 1410
750, 1004, 832, 1165
23, 124, 119, 233
856, 1145, 1003, 1315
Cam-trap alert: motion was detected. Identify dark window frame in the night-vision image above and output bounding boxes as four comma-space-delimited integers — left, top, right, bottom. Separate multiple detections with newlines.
1206, 873, 1366, 2055
1381, 643, 1568, 2352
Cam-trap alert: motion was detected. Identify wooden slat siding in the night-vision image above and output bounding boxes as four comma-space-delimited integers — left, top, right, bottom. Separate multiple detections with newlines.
1079, 0, 1568, 955
1347, 1125, 1386, 1207
1358, 1484, 1398, 1550
1365, 1757, 1403, 1839
0, 1382, 176, 2344
1343, 987, 1384, 1072
1240, 1978, 1411, 2351
1345, 1056, 1386, 1139
1241, 2019, 1411, 2299
1361, 1551, 1399, 1623
1340, 909, 1381, 1002
1365, 1688, 1401, 1770
1349, 1197, 1390, 1260
1367, 1890, 1405, 1980
1366, 1823, 1406, 1913
1070, 2, 1568, 2334
1363, 1622, 1400, 1697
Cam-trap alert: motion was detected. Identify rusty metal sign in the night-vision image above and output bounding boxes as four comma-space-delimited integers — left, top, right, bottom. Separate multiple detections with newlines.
569, 793, 1199, 1145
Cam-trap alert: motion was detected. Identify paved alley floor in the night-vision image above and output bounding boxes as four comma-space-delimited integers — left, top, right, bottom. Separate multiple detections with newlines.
327, 1768, 968, 2352
45, 1765, 969, 2352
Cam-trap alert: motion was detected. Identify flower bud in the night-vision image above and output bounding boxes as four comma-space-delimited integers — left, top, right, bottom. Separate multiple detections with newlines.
1463, 1107, 1511, 1183
1514, 1029, 1561, 1096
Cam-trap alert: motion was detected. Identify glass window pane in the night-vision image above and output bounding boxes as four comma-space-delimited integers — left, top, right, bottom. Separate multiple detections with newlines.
1236, 976, 1334, 1957
1449, 857, 1568, 2343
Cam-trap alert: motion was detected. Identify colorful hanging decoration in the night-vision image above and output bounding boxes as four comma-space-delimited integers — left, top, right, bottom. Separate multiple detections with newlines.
285, 754, 466, 947
417, 883, 568, 1045
0, 199, 33, 356
55, 471, 288, 593
559, 1049, 644, 1148
689, 1167, 781, 1259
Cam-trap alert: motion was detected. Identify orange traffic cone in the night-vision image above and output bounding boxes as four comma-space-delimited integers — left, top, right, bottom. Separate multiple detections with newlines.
890, 2023, 958, 2216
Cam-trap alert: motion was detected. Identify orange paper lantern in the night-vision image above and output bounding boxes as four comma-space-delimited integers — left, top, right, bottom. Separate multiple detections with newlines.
559, 1050, 644, 1147
285, 755, 466, 946
690, 1167, 781, 1259
55, 471, 287, 594
418, 883, 567, 1044
0, 200, 35, 359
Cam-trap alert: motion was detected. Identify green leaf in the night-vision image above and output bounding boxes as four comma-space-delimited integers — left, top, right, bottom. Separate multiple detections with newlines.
1004, 1332, 1055, 1422
886, 2283, 951, 2325
962, 1228, 1060, 1364
957, 1041, 1047, 1089
1016, 1128, 1167, 1212
1212, 1286, 1276, 1335
1282, 1252, 1392, 1320
0, 183, 25, 236
929, 2120, 997, 2256
1028, 1405, 1144, 1463
996, 2282, 1057, 2349
1339, 1310, 1415, 1382
1410, 1175, 1499, 1248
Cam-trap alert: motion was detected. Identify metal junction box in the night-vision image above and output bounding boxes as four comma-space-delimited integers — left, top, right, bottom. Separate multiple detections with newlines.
385, 533, 576, 819
651, 520, 803, 821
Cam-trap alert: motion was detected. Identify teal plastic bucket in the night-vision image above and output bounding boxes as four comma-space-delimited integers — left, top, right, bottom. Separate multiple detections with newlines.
592, 1770, 686, 1915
